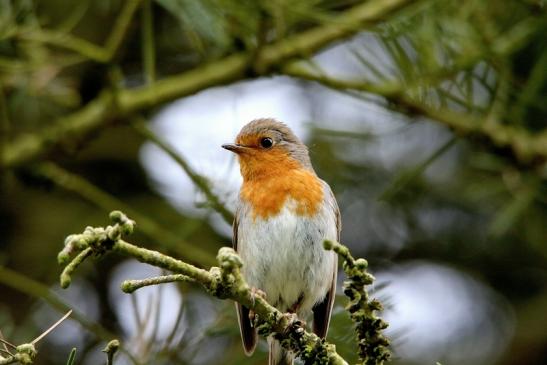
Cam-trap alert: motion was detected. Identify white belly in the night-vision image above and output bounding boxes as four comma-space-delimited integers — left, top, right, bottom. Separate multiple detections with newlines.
237, 199, 337, 313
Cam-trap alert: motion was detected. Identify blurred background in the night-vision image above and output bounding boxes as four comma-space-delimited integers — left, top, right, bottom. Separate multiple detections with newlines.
0, 0, 546, 364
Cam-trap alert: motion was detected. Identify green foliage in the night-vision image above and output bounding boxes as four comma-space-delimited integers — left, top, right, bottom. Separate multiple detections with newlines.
0, 0, 546, 364
65, 348, 76, 365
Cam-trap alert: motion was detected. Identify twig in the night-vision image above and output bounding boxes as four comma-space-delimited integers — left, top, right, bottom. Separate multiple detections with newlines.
34, 162, 216, 266
102, 340, 120, 365
324, 240, 390, 365
0, 339, 16, 351
131, 119, 234, 224
0, 311, 72, 365
60, 249, 93, 289
0, 266, 116, 343
17, 0, 142, 63
284, 63, 547, 166
65, 348, 77, 365
31, 310, 73, 345
0, 344, 36, 365
121, 274, 195, 293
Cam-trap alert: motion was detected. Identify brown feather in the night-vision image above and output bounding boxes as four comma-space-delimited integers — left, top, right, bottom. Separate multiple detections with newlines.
233, 210, 257, 355
312, 185, 340, 338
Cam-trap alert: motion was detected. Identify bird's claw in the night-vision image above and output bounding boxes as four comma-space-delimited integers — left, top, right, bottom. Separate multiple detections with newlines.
248, 287, 267, 327
249, 287, 267, 307
282, 312, 306, 333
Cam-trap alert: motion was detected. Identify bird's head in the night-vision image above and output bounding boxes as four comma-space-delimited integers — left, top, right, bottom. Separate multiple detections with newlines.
222, 119, 313, 181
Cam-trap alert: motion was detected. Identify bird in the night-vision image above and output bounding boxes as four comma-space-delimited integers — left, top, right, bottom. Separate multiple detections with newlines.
222, 118, 340, 365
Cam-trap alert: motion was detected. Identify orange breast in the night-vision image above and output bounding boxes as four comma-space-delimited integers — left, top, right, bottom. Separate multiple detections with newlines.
240, 154, 324, 219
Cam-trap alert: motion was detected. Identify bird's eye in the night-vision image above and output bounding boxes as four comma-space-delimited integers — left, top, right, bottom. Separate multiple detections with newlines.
260, 137, 273, 149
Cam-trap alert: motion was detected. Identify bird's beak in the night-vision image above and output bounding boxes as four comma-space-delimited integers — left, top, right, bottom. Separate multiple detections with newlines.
222, 143, 247, 154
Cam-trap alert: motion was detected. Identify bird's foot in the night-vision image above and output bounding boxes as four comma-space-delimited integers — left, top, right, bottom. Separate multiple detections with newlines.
249, 287, 267, 306
248, 287, 267, 327
281, 312, 306, 332
287, 294, 304, 313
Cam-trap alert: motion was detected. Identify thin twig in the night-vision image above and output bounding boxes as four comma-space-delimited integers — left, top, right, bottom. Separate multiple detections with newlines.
18, 0, 142, 63
284, 63, 547, 165
31, 310, 73, 345
102, 340, 120, 365
35, 162, 215, 266
131, 119, 234, 225
0, 339, 16, 350
121, 274, 195, 293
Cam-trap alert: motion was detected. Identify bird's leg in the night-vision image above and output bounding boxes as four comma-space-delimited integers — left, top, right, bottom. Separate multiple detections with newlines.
287, 293, 304, 313
249, 287, 267, 305
248, 287, 267, 326
285, 294, 307, 328
281, 312, 303, 334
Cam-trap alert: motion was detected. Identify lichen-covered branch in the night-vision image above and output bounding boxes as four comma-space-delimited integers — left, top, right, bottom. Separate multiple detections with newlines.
121, 274, 195, 294
0, 344, 36, 365
0, 311, 74, 365
324, 240, 390, 365
102, 340, 120, 365
58, 212, 366, 364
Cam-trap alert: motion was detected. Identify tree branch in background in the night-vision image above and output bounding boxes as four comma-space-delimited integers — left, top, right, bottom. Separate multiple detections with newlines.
284, 64, 547, 167
1, 0, 412, 169
34, 162, 216, 266
16, 0, 142, 63
131, 119, 234, 224
0, 266, 115, 342
141, 0, 156, 85
58, 211, 391, 365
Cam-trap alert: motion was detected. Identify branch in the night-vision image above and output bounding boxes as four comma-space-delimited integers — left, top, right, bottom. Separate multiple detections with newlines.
2, 0, 412, 169
284, 64, 547, 166
324, 241, 390, 365
102, 340, 120, 365
34, 161, 216, 266
58, 212, 391, 364
16, 0, 142, 63
0, 311, 73, 365
0, 344, 36, 365
121, 274, 195, 294
0, 266, 116, 342
131, 119, 234, 224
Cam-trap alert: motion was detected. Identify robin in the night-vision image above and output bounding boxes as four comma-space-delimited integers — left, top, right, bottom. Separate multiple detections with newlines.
222, 118, 340, 365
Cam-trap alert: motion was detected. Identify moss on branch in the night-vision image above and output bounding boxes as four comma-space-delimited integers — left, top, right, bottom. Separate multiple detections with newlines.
121, 274, 195, 293
0, 344, 36, 365
324, 240, 390, 365
58, 212, 392, 364
102, 339, 120, 365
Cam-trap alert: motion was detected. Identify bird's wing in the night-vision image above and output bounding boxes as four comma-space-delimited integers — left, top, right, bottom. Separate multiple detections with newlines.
312, 185, 340, 338
233, 207, 258, 355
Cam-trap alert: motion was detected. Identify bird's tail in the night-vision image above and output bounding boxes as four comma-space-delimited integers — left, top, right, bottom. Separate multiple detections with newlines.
268, 337, 293, 365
